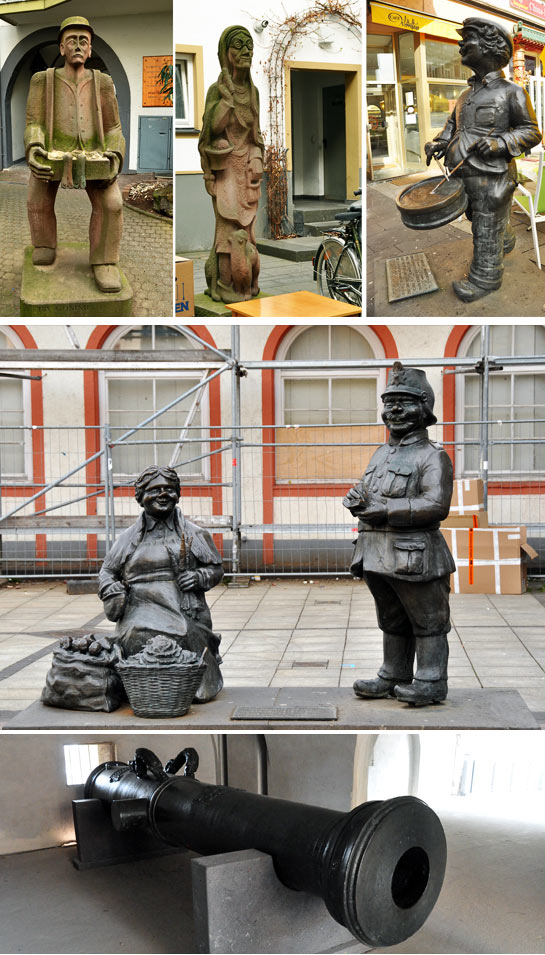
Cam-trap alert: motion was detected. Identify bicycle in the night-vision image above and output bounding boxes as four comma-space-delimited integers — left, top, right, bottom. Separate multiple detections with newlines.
313, 189, 362, 308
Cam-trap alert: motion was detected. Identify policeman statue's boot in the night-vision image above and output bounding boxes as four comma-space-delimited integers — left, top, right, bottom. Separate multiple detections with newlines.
354, 632, 414, 699
394, 634, 449, 706
453, 209, 506, 303
32, 247, 56, 266
503, 220, 516, 255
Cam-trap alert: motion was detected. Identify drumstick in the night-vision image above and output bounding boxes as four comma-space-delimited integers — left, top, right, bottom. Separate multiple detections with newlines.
431, 130, 496, 194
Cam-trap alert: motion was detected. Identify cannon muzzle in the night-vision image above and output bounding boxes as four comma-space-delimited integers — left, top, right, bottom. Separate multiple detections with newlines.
84, 747, 446, 948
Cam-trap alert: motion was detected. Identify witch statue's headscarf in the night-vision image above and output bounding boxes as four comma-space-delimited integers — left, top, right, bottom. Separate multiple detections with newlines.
198, 25, 263, 179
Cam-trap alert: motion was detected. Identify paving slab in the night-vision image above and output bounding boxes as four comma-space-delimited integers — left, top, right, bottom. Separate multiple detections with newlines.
6, 686, 539, 730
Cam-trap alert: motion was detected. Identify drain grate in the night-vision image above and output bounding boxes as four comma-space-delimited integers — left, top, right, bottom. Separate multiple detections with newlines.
291, 660, 329, 668
313, 600, 341, 605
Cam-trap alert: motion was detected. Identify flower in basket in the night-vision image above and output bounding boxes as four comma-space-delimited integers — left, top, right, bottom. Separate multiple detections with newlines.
117, 635, 202, 669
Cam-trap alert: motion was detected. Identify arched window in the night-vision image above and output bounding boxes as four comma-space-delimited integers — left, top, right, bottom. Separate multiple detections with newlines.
456, 325, 545, 477
0, 327, 31, 478
273, 325, 387, 484
101, 325, 209, 481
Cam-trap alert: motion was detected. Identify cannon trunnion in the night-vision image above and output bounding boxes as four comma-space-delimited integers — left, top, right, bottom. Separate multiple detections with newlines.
83, 747, 447, 948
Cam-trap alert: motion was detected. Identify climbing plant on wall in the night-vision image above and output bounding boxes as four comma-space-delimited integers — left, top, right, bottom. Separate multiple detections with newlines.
260, 0, 361, 239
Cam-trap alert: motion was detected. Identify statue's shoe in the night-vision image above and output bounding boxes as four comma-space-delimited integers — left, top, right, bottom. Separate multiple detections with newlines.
353, 676, 410, 699
452, 279, 495, 302
32, 246, 56, 266
504, 234, 516, 254
394, 680, 448, 707
93, 264, 121, 293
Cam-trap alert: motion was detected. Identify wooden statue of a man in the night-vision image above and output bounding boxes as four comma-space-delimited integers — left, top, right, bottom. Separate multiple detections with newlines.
24, 15, 125, 293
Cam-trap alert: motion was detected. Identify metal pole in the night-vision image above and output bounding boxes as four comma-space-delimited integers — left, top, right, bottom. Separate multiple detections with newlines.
104, 424, 111, 554
480, 326, 490, 510
231, 326, 242, 576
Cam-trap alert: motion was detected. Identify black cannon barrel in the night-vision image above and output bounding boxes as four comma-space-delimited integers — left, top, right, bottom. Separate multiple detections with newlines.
85, 752, 447, 948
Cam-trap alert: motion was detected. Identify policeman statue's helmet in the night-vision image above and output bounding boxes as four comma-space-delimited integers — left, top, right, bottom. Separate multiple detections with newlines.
457, 17, 513, 68
381, 362, 437, 426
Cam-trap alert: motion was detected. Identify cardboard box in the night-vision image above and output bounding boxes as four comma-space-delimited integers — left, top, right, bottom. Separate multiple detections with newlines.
441, 512, 489, 529
175, 257, 194, 317
441, 526, 538, 595
449, 478, 485, 515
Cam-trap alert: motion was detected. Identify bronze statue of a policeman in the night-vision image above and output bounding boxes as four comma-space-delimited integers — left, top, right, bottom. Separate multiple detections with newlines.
24, 16, 125, 293
425, 18, 541, 303
343, 363, 455, 706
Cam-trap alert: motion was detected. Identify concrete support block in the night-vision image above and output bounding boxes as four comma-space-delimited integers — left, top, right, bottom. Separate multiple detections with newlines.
191, 848, 367, 954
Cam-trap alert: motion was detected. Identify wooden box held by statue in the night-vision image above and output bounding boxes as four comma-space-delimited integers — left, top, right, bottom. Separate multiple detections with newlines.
441, 526, 538, 594
34, 150, 111, 184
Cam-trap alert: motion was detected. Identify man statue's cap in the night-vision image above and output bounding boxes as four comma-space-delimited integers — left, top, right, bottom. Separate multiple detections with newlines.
58, 16, 94, 44
457, 17, 514, 58
381, 362, 437, 425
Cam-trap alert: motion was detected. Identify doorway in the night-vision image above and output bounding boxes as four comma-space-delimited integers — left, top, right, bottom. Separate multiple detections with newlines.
289, 65, 360, 201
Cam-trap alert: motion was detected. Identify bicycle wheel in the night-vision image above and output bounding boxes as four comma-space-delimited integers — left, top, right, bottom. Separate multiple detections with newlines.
316, 237, 361, 306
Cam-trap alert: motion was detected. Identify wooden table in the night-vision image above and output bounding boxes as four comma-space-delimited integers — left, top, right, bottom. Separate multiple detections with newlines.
225, 290, 361, 318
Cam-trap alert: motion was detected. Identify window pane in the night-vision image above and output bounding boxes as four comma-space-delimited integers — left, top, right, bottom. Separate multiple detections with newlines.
113, 326, 153, 351
331, 379, 376, 423
489, 325, 512, 355
398, 32, 416, 79
286, 327, 329, 361
0, 379, 24, 473
156, 378, 202, 471
429, 83, 466, 129
426, 40, 471, 80
0, 331, 15, 349
331, 327, 373, 360
112, 325, 191, 351
284, 379, 329, 424
175, 60, 187, 121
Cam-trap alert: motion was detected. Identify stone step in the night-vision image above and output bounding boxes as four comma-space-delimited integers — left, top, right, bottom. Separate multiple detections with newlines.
294, 201, 351, 223
256, 237, 318, 262
304, 220, 344, 237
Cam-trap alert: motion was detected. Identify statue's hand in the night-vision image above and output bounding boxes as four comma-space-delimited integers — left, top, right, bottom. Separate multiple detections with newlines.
424, 141, 447, 167
204, 175, 216, 197
103, 150, 120, 180
28, 146, 53, 180
102, 591, 127, 621
360, 495, 388, 525
177, 570, 199, 592
343, 484, 367, 511
217, 68, 235, 107
471, 136, 506, 159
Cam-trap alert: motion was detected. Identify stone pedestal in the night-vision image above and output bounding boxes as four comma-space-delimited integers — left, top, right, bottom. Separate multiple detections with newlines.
20, 242, 133, 317
191, 849, 368, 954
194, 290, 269, 317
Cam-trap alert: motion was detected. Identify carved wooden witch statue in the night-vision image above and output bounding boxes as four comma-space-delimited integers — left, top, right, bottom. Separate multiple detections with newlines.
98, 466, 224, 701
199, 25, 264, 304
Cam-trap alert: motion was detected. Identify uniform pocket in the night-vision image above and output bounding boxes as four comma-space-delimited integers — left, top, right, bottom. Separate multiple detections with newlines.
475, 105, 495, 127
381, 465, 411, 497
393, 538, 426, 576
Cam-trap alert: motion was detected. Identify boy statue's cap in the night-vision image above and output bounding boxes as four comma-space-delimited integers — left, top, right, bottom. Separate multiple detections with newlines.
58, 16, 94, 44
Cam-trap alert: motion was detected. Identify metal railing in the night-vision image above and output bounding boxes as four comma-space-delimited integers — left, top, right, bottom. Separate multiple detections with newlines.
0, 327, 544, 578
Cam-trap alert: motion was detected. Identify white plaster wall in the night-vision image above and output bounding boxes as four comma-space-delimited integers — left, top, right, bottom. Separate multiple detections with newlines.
10, 59, 33, 163
0, 733, 217, 856
0, 13, 172, 171
174, 0, 362, 173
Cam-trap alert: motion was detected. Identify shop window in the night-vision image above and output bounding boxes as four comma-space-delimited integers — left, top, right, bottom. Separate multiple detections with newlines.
398, 32, 416, 79
0, 327, 31, 478
428, 83, 466, 130
425, 39, 471, 81
63, 743, 115, 785
101, 325, 209, 482
275, 326, 386, 483
175, 53, 194, 128
456, 326, 545, 478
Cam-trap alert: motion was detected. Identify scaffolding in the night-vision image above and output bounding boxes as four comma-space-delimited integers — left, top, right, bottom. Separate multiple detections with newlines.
0, 326, 544, 578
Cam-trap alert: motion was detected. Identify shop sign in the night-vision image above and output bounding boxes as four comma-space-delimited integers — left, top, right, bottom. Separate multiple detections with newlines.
370, 2, 461, 39
142, 55, 173, 107
511, 0, 545, 21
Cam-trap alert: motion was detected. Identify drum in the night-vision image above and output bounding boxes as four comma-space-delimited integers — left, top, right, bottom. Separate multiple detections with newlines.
396, 176, 468, 230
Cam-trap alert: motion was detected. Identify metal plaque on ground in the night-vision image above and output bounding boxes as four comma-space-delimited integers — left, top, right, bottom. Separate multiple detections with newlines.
386, 253, 439, 302
231, 705, 338, 721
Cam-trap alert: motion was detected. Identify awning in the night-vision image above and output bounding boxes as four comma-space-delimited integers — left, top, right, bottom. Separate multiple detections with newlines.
369, 2, 462, 40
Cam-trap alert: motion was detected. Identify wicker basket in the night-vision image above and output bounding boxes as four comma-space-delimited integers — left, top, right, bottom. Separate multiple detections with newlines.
117, 663, 207, 718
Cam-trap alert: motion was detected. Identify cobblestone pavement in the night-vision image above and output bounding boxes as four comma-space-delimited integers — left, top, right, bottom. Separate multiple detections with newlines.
183, 248, 320, 297
0, 168, 173, 318
1, 578, 544, 726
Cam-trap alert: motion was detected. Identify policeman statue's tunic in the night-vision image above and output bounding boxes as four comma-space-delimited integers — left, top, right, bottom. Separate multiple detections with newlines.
432, 70, 541, 292
25, 67, 125, 264
349, 429, 455, 687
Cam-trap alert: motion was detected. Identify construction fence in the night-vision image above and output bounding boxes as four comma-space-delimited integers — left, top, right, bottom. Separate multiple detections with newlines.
0, 328, 544, 578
